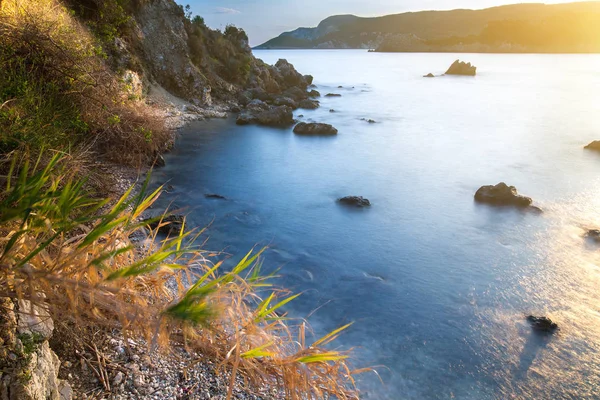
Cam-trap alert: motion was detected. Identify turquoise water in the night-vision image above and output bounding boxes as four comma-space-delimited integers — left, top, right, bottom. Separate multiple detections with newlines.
151, 50, 600, 399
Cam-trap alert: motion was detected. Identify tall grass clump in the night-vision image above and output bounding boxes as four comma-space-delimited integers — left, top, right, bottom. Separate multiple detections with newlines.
0, 0, 169, 165
0, 153, 363, 399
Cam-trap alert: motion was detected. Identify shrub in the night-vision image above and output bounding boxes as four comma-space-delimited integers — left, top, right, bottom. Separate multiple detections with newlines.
0, 0, 169, 166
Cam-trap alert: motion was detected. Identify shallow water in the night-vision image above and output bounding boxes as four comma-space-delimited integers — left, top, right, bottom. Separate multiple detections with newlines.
151, 50, 600, 399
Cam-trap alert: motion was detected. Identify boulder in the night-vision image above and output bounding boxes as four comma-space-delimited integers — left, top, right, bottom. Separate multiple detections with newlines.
338, 196, 371, 207
308, 89, 321, 98
445, 60, 477, 76
236, 112, 257, 125
145, 214, 185, 236
246, 99, 269, 113
325, 93, 342, 97
275, 59, 308, 89
298, 99, 320, 109
329, 109, 336, 113
586, 229, 600, 242
273, 96, 298, 108
423, 73, 435, 78
527, 316, 558, 333
152, 154, 166, 168
474, 183, 533, 208
283, 86, 308, 101
584, 140, 600, 151
256, 106, 294, 127
293, 122, 338, 136
304, 74, 314, 85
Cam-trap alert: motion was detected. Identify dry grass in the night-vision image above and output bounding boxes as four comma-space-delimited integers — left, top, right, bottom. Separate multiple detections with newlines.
0, 153, 364, 399
0, 0, 170, 166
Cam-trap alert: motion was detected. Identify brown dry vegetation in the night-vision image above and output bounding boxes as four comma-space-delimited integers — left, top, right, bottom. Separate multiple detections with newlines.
0, 0, 170, 166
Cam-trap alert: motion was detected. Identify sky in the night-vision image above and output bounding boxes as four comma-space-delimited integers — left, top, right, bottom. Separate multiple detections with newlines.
182, 0, 579, 46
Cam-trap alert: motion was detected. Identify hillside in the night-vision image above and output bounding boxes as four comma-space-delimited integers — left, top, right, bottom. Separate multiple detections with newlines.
255, 2, 600, 53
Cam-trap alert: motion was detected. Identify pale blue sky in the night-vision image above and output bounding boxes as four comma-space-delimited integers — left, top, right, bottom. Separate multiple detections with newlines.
181, 1, 577, 46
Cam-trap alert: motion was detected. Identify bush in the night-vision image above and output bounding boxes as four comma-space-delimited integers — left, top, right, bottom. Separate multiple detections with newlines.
0, 0, 169, 165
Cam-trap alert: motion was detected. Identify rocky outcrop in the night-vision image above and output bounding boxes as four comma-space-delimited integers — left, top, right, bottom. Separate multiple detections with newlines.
308, 89, 321, 97
0, 298, 72, 400
445, 60, 477, 76
527, 316, 558, 333
584, 141, 600, 151
338, 196, 371, 207
474, 183, 536, 209
293, 122, 338, 135
298, 99, 320, 109
255, 106, 294, 127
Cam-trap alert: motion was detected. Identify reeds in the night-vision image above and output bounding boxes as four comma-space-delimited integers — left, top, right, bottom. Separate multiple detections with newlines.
0, 152, 363, 399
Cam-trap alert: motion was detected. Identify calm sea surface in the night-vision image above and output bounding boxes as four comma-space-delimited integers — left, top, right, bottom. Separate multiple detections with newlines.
151, 50, 600, 399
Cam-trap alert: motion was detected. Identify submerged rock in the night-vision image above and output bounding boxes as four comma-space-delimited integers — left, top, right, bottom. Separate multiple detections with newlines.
338, 196, 371, 207
145, 214, 184, 235
474, 183, 534, 208
527, 316, 558, 333
293, 122, 338, 135
325, 93, 342, 97
298, 99, 320, 109
205, 194, 226, 200
445, 60, 477, 76
584, 140, 600, 151
423, 73, 435, 78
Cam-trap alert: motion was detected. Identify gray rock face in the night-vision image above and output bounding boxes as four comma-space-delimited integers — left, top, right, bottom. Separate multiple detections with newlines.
584, 140, 600, 151
17, 300, 54, 340
293, 122, 338, 135
338, 196, 371, 207
527, 316, 558, 332
445, 60, 477, 76
474, 183, 533, 208
298, 99, 320, 109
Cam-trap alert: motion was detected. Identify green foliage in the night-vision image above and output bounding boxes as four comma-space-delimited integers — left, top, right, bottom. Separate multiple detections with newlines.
65, 0, 132, 44
17, 332, 45, 355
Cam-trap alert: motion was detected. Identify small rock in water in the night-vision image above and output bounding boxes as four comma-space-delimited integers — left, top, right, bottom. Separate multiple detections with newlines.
329, 109, 335, 113
423, 73, 435, 78
585, 229, 600, 242
584, 140, 600, 151
204, 193, 226, 200
145, 214, 185, 236
337, 85, 343, 88
445, 60, 477, 76
527, 315, 558, 332
338, 196, 371, 207
293, 122, 338, 136
325, 93, 342, 97
308, 89, 321, 98
474, 182, 537, 209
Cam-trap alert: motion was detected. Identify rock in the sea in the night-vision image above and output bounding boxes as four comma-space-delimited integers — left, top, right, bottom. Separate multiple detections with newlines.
325, 93, 342, 97
527, 316, 558, 332
445, 60, 477, 76
423, 73, 435, 78
338, 196, 371, 207
586, 229, 600, 242
256, 106, 294, 127
205, 194, 226, 200
283, 86, 308, 102
329, 109, 335, 113
275, 59, 309, 89
293, 122, 338, 136
308, 89, 321, 98
304, 74, 314, 86
146, 214, 185, 235
474, 182, 533, 208
298, 99, 320, 109
584, 140, 600, 151
337, 85, 343, 88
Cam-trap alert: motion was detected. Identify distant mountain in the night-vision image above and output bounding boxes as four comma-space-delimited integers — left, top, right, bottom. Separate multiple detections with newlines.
255, 2, 600, 53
